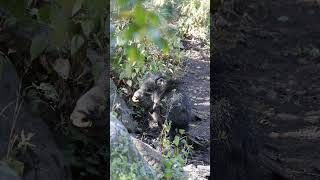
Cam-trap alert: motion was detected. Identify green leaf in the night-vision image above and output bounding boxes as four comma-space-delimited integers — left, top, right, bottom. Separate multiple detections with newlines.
133, 4, 146, 26
164, 160, 173, 169
81, 19, 95, 38
164, 168, 174, 178
38, 5, 51, 23
127, 46, 138, 63
30, 33, 48, 61
148, 12, 160, 26
173, 136, 180, 147
160, 38, 170, 55
0, 0, 27, 18
123, 23, 139, 40
71, 34, 84, 56
49, 7, 69, 48
116, 0, 128, 7
72, 0, 84, 16
36, 82, 59, 101
178, 129, 185, 135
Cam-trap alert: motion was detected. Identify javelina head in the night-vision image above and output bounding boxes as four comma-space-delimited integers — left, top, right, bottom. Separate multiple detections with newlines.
132, 72, 177, 110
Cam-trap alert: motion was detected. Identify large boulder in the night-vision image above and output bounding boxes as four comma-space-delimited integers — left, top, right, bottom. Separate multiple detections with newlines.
0, 59, 71, 180
111, 113, 201, 180
0, 163, 21, 180
110, 79, 138, 132
110, 113, 157, 179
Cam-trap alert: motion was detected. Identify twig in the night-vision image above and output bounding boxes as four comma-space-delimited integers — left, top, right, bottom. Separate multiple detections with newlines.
6, 80, 23, 159
0, 100, 16, 118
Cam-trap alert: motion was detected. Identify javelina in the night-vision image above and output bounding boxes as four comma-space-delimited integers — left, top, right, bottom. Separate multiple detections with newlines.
132, 72, 193, 136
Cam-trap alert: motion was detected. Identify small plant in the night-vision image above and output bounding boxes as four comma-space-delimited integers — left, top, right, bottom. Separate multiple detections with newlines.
2, 130, 36, 177
158, 121, 193, 180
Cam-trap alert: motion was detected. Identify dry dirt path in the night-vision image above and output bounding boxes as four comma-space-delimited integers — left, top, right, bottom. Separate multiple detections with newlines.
180, 38, 210, 165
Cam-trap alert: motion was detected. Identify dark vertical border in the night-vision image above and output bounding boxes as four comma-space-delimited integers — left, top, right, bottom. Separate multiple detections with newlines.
105, 0, 110, 179
210, 0, 214, 179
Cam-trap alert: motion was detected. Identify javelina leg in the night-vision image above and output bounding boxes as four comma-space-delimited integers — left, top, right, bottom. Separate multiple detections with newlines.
149, 107, 163, 129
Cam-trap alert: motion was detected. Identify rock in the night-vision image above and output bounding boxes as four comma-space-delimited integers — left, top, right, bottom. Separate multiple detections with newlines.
269, 132, 281, 138
110, 79, 138, 132
0, 60, 71, 180
183, 164, 210, 180
0, 163, 21, 180
110, 114, 157, 179
131, 137, 163, 170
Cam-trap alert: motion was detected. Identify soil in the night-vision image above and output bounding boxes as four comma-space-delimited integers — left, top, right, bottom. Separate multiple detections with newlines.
214, 0, 320, 179
180, 38, 210, 166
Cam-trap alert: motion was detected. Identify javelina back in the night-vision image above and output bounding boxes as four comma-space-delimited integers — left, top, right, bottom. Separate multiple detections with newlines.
132, 72, 192, 136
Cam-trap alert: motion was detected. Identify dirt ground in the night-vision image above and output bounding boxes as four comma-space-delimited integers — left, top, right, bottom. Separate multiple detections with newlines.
180, 38, 210, 165
214, 0, 320, 179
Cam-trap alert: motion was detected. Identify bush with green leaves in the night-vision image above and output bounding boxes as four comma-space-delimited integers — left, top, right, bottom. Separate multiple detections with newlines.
158, 121, 192, 180
148, 0, 210, 42
0, 0, 107, 82
110, 0, 183, 94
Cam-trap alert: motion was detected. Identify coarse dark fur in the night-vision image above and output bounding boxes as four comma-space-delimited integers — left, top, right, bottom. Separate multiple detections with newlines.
132, 72, 195, 137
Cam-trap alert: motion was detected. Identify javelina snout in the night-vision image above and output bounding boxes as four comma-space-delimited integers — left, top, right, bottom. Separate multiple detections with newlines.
132, 89, 145, 103
131, 72, 168, 110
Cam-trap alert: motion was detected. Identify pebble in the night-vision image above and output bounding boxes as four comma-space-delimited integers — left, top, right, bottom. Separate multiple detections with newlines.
269, 132, 280, 138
